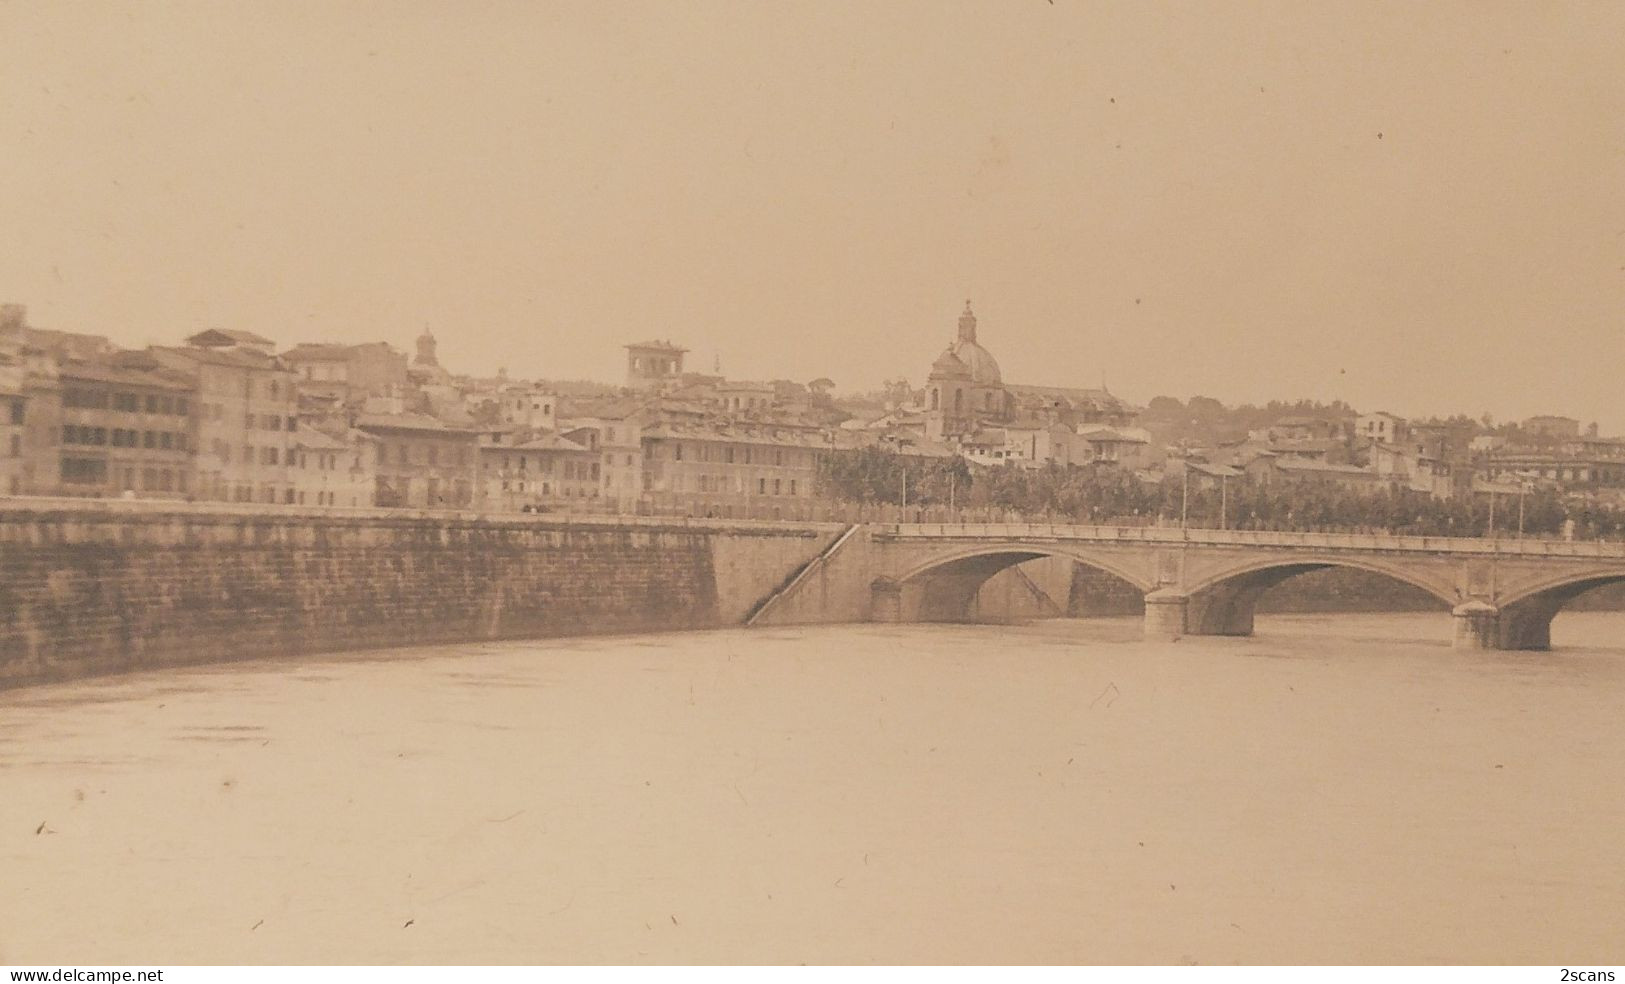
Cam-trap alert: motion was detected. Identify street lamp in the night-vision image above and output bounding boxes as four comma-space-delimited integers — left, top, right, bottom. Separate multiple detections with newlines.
1180, 458, 1190, 530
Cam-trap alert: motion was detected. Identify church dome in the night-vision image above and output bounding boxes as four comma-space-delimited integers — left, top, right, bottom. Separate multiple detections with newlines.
952, 338, 1001, 386
930, 346, 970, 379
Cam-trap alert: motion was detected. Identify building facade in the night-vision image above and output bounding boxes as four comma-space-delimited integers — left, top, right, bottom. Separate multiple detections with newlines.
52, 357, 197, 499
479, 431, 599, 512
638, 421, 821, 518
291, 427, 378, 507
152, 334, 301, 503
357, 412, 480, 508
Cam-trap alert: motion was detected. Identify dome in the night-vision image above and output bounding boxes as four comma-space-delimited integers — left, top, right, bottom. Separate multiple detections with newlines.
930, 346, 970, 379
952, 338, 1002, 386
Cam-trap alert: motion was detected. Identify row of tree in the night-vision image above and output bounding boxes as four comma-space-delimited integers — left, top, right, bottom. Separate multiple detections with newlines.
815, 449, 1625, 539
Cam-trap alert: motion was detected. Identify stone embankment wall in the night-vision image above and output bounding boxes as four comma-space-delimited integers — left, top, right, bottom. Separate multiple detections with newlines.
0, 501, 839, 689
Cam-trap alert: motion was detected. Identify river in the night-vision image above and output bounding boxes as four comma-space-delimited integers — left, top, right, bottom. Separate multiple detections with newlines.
2, 613, 1623, 965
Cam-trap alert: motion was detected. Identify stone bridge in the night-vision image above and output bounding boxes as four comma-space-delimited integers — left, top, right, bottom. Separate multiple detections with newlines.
748, 523, 1625, 649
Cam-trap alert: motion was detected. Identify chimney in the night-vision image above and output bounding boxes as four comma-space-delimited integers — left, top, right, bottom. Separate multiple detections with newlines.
0, 303, 25, 334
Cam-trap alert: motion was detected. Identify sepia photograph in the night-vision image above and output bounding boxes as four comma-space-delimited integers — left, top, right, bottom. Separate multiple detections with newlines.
2, 0, 1623, 975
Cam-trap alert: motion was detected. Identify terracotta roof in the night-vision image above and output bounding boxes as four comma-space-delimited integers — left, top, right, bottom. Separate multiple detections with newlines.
512, 432, 592, 453
151, 345, 285, 370
1273, 458, 1381, 477
282, 343, 352, 360
293, 429, 349, 451
1186, 461, 1243, 478
355, 412, 475, 434
57, 359, 194, 391
187, 328, 276, 347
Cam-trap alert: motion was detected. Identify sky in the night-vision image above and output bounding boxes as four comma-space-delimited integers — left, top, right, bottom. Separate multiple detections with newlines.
2, 1, 1623, 428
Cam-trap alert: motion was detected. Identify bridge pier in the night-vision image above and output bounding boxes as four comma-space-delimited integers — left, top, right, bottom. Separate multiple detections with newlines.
871, 579, 903, 623
1452, 600, 1501, 649
1494, 600, 1558, 651
1143, 589, 1189, 640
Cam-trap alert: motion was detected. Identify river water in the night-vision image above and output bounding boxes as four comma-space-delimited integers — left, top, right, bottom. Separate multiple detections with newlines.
2, 613, 1623, 966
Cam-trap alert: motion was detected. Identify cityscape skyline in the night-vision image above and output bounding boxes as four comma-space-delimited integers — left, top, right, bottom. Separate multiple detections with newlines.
4, 2, 1623, 428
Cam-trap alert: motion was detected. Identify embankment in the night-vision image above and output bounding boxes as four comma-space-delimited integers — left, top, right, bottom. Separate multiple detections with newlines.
0, 501, 840, 689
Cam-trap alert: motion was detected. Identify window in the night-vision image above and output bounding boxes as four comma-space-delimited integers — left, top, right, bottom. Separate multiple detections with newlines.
757, 478, 766, 495
159, 432, 174, 450
177, 398, 189, 417
264, 447, 279, 465
9, 434, 19, 457
674, 443, 683, 461
144, 431, 156, 449
62, 457, 106, 484
790, 479, 797, 495
774, 479, 782, 495
8, 400, 22, 425
63, 388, 107, 409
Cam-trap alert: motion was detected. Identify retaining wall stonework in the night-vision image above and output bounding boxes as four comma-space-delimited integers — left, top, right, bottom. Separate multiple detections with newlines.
0, 503, 837, 688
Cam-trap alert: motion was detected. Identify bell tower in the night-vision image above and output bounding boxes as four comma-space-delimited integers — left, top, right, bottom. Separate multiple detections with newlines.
415, 327, 439, 368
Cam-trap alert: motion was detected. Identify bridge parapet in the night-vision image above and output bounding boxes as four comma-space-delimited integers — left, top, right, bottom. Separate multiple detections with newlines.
872, 523, 1625, 559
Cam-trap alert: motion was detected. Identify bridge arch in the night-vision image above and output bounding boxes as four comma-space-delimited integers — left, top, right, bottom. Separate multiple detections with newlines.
1491, 570, 1625, 650
888, 542, 1156, 623
1180, 555, 1457, 637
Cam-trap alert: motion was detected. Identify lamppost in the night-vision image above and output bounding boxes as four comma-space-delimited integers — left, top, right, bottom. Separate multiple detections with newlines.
1219, 472, 1228, 531
1517, 480, 1531, 539
1180, 458, 1190, 530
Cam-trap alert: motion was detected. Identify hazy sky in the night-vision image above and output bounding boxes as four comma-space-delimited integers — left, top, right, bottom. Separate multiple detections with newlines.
3, 2, 1623, 427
